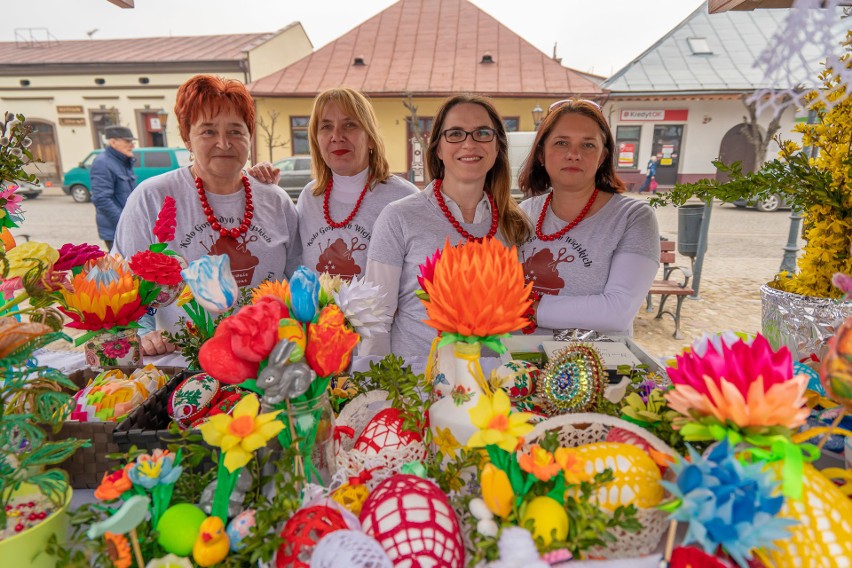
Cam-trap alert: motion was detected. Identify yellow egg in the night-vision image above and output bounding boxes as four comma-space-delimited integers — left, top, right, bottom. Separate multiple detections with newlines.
522, 496, 568, 545
765, 462, 852, 567
575, 442, 663, 510
331, 483, 370, 516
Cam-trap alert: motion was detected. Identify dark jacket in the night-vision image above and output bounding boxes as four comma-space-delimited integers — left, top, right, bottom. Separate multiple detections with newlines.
646, 159, 658, 178
90, 146, 136, 240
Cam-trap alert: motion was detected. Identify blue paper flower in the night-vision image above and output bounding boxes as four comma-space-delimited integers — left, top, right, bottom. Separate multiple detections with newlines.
661, 441, 797, 568
289, 266, 320, 323
180, 254, 238, 314
127, 449, 183, 490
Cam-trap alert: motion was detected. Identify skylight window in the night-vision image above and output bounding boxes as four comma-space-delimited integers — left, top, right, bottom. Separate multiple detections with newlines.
688, 37, 713, 55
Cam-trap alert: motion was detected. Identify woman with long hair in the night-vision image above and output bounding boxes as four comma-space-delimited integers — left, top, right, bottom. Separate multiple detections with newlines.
362, 94, 531, 356
517, 99, 659, 337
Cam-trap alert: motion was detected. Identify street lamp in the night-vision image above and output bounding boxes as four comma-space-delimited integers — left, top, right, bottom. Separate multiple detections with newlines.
531, 104, 543, 130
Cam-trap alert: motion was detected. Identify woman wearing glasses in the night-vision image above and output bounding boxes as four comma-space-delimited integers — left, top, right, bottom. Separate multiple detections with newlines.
362, 94, 530, 356
517, 99, 659, 337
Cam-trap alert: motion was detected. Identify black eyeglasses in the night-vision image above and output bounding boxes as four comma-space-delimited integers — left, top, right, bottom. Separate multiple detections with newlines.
548, 99, 602, 113
440, 128, 497, 143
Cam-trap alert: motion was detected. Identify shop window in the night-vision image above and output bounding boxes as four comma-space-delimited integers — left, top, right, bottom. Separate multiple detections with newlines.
615, 125, 641, 169
290, 116, 309, 155
503, 117, 519, 132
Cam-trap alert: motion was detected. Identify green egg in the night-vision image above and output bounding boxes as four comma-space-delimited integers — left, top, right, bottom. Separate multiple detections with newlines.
156, 503, 206, 556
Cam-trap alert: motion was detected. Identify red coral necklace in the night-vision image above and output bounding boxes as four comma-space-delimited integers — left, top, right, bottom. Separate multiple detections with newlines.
535, 188, 598, 242
433, 179, 499, 242
194, 173, 253, 239
323, 177, 371, 228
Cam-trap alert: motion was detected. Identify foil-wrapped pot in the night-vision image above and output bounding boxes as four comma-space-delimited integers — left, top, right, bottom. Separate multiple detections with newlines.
761, 284, 852, 361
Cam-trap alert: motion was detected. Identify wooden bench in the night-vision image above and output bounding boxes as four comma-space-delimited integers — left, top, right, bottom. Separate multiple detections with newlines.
645, 239, 694, 339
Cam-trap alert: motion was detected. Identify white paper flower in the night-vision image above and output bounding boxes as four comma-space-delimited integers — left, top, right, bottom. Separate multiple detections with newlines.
332, 277, 391, 339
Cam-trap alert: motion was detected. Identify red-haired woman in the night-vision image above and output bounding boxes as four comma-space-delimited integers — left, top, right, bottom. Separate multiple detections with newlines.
115, 74, 301, 356
517, 99, 659, 337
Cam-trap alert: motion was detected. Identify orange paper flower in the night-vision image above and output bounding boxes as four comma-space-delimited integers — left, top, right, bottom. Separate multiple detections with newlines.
94, 465, 133, 501
518, 444, 562, 482
305, 305, 360, 376
422, 238, 532, 339
252, 279, 291, 307
104, 532, 132, 568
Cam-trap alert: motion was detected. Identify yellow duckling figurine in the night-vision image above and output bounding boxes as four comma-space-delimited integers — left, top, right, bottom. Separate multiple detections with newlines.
192, 516, 230, 567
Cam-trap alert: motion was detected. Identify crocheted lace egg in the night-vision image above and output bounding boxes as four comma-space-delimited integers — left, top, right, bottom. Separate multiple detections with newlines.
359, 474, 464, 567
276, 505, 348, 568
353, 408, 423, 456
765, 462, 852, 567
310, 529, 392, 568
575, 442, 663, 509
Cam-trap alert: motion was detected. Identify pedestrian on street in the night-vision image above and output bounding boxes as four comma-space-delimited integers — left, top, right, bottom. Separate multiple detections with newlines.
637, 154, 658, 193
90, 126, 137, 250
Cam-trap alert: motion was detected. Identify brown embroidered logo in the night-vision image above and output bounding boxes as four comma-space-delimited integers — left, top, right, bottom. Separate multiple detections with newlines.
316, 237, 367, 281
522, 247, 574, 296
206, 233, 260, 287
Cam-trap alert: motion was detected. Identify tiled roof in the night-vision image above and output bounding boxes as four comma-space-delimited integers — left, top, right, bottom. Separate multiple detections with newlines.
250, 0, 603, 97
0, 33, 277, 66
604, 2, 846, 93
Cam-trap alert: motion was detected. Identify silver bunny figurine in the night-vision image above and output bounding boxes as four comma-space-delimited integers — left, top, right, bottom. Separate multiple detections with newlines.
256, 339, 316, 408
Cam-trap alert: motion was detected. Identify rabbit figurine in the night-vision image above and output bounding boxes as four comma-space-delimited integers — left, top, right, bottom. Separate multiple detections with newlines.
256, 339, 316, 407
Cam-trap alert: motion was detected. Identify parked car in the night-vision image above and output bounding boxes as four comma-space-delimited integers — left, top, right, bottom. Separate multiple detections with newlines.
62, 147, 191, 203
2, 179, 46, 199
732, 194, 790, 212
273, 155, 312, 201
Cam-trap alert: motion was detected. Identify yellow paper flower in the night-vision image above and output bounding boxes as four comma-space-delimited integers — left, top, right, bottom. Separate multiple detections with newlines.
467, 389, 534, 452
518, 445, 561, 482
198, 394, 285, 472
554, 447, 591, 485
434, 426, 461, 458
252, 279, 291, 305
481, 463, 513, 519
5, 240, 59, 278
176, 285, 193, 307
318, 272, 344, 306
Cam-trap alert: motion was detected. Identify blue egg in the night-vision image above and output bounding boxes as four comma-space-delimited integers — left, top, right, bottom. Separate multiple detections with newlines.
226, 509, 256, 551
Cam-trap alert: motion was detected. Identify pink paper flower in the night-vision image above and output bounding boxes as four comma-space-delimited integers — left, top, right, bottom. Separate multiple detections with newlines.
153, 196, 177, 243
0, 184, 23, 216
417, 248, 442, 290
666, 334, 809, 429
54, 243, 106, 271
0, 276, 23, 300
832, 272, 852, 295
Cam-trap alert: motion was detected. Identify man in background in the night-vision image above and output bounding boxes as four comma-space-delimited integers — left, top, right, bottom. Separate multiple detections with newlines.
90, 125, 137, 250
637, 154, 658, 194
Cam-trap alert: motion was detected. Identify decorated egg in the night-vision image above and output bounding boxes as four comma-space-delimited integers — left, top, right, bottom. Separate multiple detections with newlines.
539, 343, 605, 415
309, 529, 392, 568
168, 373, 220, 429
353, 408, 424, 456
604, 427, 670, 472
276, 505, 348, 568
575, 442, 663, 509
360, 474, 464, 567
521, 496, 569, 546
765, 462, 852, 567
226, 509, 255, 552
156, 503, 207, 556
492, 360, 540, 401
331, 482, 370, 515
820, 317, 852, 412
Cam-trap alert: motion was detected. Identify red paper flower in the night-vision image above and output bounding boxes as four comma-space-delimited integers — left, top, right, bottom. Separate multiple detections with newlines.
153, 195, 177, 243
128, 250, 183, 286
417, 248, 442, 290
199, 296, 288, 384
54, 242, 105, 271
305, 305, 360, 377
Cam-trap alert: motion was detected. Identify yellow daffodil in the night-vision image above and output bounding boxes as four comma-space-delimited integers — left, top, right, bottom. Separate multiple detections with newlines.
554, 447, 591, 485
481, 463, 513, 519
198, 394, 285, 472
467, 389, 534, 452
518, 445, 561, 482
433, 426, 461, 458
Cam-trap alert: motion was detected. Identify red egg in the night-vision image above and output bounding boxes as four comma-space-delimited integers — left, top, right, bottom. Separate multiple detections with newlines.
353, 408, 424, 456
276, 505, 347, 568
359, 474, 464, 567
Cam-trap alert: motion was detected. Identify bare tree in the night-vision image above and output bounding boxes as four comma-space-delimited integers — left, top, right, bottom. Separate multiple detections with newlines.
256, 110, 290, 162
741, 91, 797, 170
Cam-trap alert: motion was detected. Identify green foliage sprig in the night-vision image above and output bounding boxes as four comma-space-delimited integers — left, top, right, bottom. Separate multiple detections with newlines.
0, 112, 39, 187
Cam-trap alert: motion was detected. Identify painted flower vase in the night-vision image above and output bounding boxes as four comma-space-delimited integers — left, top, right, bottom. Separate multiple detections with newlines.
149, 254, 188, 309
84, 328, 140, 368
428, 342, 485, 451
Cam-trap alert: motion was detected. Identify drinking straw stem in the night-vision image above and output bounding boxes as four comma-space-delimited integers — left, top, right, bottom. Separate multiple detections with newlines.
816, 410, 846, 452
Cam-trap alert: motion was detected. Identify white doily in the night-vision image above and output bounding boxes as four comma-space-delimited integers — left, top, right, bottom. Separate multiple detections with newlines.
522, 413, 677, 560
310, 529, 392, 568
749, 0, 850, 116
334, 390, 428, 490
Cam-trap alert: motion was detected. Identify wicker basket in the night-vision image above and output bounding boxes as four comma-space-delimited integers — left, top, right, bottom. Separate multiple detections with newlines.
522, 413, 676, 559
52, 365, 185, 489
334, 390, 429, 490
